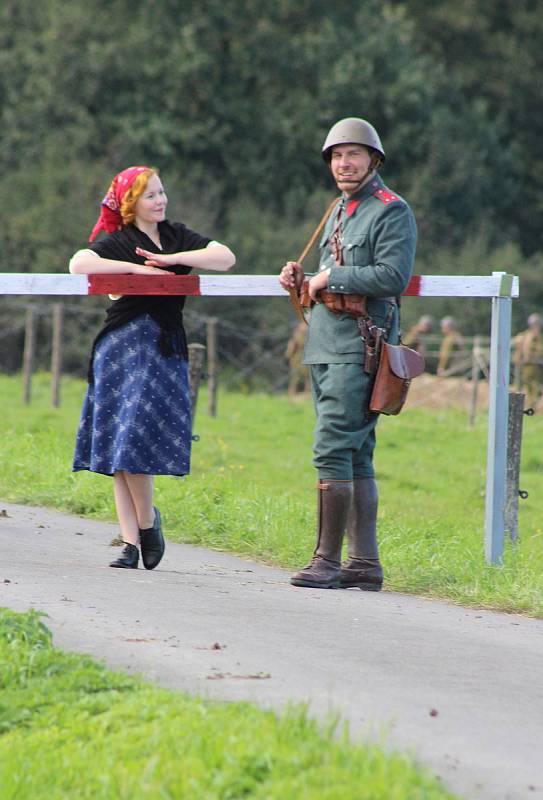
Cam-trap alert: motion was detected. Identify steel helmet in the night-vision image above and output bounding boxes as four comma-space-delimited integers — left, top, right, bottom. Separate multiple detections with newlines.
322, 118, 385, 163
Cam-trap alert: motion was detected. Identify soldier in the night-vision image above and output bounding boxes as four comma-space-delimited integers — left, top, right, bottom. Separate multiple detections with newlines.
514, 313, 543, 409
279, 117, 417, 590
437, 316, 464, 376
403, 314, 435, 358
285, 321, 310, 396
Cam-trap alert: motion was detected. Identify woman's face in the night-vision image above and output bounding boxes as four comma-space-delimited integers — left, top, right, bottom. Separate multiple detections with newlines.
134, 173, 168, 227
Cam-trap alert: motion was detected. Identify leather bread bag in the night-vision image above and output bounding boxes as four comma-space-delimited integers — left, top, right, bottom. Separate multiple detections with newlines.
369, 342, 425, 415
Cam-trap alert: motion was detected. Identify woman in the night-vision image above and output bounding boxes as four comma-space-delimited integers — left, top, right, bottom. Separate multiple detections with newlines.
70, 165, 235, 570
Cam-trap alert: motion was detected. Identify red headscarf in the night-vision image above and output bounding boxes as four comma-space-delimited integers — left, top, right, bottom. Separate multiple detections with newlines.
89, 166, 151, 242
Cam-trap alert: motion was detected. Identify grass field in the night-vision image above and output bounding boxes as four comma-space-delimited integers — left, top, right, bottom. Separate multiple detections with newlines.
0, 607, 457, 799
1, 372, 542, 616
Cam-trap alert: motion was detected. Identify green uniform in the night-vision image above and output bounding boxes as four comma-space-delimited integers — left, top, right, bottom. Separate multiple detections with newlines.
303, 174, 417, 480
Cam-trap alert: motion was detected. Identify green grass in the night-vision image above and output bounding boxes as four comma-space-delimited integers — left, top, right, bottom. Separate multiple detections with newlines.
1, 372, 542, 615
0, 608, 456, 799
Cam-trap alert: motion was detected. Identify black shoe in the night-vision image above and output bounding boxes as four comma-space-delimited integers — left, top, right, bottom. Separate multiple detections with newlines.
140, 507, 165, 570
110, 542, 139, 569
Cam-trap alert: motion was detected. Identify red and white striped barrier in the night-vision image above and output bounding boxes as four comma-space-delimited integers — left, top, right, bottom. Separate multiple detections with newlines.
0, 269, 521, 567
0, 273, 520, 298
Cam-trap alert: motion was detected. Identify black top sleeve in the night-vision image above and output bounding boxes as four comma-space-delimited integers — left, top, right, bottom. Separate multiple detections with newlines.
88, 230, 135, 261
171, 222, 212, 252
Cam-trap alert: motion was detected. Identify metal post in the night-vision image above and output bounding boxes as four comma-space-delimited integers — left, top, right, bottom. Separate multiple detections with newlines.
504, 392, 525, 542
484, 273, 513, 564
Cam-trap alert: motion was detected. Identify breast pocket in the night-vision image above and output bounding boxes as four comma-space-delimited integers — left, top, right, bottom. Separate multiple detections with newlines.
318, 231, 334, 270
343, 234, 370, 267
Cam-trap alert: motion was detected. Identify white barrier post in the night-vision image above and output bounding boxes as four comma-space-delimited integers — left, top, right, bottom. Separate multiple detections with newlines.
484, 272, 513, 564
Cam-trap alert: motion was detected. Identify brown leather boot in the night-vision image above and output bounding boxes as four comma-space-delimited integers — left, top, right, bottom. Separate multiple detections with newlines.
340, 477, 383, 591
290, 479, 353, 589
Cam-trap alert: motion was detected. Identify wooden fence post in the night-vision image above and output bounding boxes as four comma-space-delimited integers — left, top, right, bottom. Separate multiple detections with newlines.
468, 335, 482, 426
504, 392, 525, 542
206, 317, 218, 417
51, 303, 64, 408
22, 306, 36, 404
187, 343, 206, 421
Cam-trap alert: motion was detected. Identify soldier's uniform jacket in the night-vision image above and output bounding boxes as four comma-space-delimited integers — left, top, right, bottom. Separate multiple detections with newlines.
437, 331, 464, 374
520, 329, 543, 366
303, 174, 417, 364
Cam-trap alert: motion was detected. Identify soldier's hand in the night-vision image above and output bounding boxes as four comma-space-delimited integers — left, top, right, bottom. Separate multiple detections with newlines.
279, 261, 304, 291
308, 269, 330, 301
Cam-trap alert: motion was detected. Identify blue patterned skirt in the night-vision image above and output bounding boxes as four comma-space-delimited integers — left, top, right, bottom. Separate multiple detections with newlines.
73, 315, 192, 476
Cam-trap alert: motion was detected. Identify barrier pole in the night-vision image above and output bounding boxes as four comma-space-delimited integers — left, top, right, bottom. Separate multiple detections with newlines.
484, 273, 513, 564
0, 271, 520, 565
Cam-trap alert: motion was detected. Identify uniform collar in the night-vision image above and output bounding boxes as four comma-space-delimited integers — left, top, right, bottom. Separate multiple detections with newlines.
341, 174, 384, 217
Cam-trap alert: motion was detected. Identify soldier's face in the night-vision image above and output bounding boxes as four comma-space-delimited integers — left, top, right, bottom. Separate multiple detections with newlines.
330, 144, 372, 195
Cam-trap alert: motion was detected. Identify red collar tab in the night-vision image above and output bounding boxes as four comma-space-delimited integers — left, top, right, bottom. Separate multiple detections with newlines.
346, 199, 361, 217
373, 188, 400, 205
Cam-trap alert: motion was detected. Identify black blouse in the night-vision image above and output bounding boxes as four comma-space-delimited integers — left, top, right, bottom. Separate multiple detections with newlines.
86, 220, 211, 381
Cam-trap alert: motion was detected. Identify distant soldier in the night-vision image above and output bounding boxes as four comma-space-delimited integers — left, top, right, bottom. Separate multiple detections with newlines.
403, 314, 434, 359
285, 321, 310, 395
437, 316, 464, 376
513, 313, 543, 409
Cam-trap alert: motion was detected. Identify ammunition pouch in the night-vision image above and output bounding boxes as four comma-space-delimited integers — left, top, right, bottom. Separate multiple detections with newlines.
300, 279, 367, 319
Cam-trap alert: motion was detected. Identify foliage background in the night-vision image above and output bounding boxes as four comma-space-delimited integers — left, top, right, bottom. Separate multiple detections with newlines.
1, 0, 542, 351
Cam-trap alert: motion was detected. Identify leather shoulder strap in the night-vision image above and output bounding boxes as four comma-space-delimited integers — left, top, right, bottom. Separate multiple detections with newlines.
289, 196, 341, 324
297, 196, 341, 264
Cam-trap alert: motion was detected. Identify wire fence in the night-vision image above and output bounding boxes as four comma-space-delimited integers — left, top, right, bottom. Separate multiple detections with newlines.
0, 298, 537, 413
0, 297, 295, 393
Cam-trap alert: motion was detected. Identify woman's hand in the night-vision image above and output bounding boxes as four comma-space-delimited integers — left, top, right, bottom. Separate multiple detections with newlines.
132, 263, 174, 275
69, 249, 174, 276
135, 247, 177, 267
279, 261, 304, 291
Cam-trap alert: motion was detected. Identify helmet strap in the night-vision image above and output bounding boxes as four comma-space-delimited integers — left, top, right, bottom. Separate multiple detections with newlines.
334, 151, 382, 196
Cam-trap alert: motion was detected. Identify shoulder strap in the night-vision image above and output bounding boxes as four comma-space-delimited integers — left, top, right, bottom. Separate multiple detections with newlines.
297, 196, 341, 264
288, 196, 341, 324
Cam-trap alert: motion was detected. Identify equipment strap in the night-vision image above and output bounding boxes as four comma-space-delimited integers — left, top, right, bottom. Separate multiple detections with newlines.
288, 196, 341, 324
297, 196, 341, 265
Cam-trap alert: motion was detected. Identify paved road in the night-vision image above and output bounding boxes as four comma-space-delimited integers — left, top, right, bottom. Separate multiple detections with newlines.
1, 502, 542, 799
